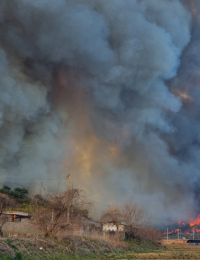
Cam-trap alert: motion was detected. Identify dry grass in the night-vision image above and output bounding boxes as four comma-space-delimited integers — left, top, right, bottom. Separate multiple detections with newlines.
0, 236, 162, 259
4, 235, 199, 259
163, 240, 187, 245
124, 242, 200, 259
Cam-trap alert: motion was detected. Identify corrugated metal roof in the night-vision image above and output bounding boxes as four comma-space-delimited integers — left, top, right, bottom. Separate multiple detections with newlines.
2, 211, 29, 216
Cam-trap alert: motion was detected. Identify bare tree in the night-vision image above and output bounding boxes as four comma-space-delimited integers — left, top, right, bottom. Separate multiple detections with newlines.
100, 201, 147, 240
121, 202, 162, 241
100, 206, 123, 240
33, 186, 91, 237
121, 201, 146, 233
137, 226, 162, 241
121, 201, 151, 240
0, 194, 16, 236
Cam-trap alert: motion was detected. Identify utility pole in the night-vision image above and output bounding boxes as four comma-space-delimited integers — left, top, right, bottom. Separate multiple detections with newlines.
178, 229, 179, 242
52, 209, 54, 222
167, 228, 168, 241
67, 174, 70, 191
193, 228, 195, 240
67, 174, 70, 224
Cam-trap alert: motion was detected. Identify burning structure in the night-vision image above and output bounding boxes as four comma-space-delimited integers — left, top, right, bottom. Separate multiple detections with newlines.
0, 0, 200, 223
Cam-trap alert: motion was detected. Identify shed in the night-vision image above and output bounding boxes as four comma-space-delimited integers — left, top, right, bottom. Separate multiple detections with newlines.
2, 211, 30, 223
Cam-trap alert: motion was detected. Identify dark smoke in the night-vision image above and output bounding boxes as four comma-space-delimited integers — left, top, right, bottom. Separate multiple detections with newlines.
0, 0, 199, 222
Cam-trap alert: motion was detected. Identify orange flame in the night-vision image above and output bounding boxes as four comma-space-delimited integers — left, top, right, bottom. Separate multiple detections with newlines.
163, 215, 200, 236
163, 230, 174, 235
190, 214, 200, 227
178, 221, 185, 226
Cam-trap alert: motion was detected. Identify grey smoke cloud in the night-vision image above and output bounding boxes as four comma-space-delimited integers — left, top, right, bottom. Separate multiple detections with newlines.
0, 0, 199, 222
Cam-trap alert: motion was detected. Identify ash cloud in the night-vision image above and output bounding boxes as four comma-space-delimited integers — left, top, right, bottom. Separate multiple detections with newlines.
0, 0, 199, 222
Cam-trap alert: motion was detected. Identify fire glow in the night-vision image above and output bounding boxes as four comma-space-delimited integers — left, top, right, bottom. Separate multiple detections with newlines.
164, 214, 200, 236
177, 214, 200, 233
190, 214, 200, 227
173, 89, 193, 103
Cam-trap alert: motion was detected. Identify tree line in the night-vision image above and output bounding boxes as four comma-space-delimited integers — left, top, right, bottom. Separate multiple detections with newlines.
0, 184, 162, 240
0, 184, 91, 237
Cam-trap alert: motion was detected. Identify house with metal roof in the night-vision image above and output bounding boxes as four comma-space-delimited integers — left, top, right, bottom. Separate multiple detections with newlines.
2, 211, 30, 223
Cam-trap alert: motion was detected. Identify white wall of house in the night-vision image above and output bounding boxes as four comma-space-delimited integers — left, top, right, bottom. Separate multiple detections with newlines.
102, 223, 125, 232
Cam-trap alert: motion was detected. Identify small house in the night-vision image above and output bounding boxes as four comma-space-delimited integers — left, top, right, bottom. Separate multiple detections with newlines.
102, 222, 126, 232
102, 222, 126, 240
2, 211, 30, 223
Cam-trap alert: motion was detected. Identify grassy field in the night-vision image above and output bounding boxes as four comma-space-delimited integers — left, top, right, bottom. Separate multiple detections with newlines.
87, 240, 200, 259
114, 241, 200, 259
2, 238, 200, 259
0, 237, 161, 259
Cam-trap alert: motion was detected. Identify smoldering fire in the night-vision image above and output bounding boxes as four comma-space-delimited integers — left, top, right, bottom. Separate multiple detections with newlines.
0, 0, 200, 223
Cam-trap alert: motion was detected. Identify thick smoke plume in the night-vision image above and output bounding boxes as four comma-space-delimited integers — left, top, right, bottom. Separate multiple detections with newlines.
0, 0, 199, 222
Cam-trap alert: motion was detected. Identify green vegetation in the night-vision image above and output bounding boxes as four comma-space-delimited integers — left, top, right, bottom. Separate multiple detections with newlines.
0, 256, 96, 260
5, 238, 18, 251
0, 237, 162, 260
0, 186, 30, 205
0, 185, 39, 214
0, 257, 103, 260
126, 238, 161, 253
